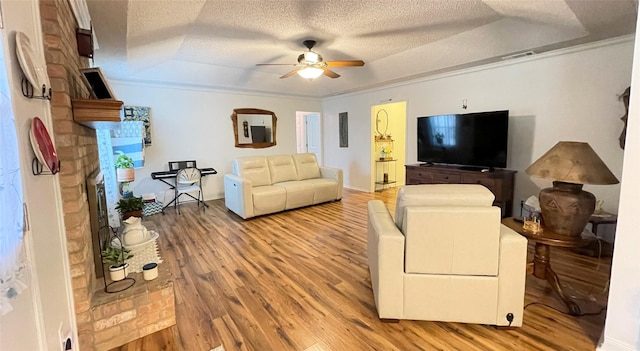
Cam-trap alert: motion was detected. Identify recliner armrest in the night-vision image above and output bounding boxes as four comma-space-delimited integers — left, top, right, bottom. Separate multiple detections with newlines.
224, 174, 254, 219
367, 200, 405, 318
495, 224, 528, 326
320, 166, 343, 199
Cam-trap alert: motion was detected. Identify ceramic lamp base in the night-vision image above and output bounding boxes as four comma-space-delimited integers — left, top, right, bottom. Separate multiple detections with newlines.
539, 181, 595, 236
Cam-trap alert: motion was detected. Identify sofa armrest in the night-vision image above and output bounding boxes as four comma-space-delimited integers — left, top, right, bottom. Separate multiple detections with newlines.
224, 174, 254, 219
367, 200, 405, 319
320, 166, 343, 199
495, 224, 528, 326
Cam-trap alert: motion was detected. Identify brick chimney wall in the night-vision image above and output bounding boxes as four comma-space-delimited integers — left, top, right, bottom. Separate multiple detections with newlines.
39, 0, 98, 349
39, 2, 176, 350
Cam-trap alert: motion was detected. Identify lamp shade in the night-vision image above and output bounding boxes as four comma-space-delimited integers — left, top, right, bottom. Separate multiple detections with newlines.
525, 141, 618, 185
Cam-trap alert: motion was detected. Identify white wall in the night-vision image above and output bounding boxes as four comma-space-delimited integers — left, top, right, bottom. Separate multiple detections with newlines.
598, 18, 640, 351
322, 38, 633, 220
1, 0, 77, 350
109, 81, 322, 203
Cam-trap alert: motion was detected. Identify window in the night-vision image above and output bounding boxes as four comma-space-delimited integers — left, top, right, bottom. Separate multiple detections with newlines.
0, 41, 26, 315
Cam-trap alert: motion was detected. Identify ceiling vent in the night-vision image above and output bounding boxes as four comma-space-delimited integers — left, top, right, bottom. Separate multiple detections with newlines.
501, 51, 536, 60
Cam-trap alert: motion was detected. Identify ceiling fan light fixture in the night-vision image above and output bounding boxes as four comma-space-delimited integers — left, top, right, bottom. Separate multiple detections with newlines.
297, 67, 323, 79
303, 51, 320, 63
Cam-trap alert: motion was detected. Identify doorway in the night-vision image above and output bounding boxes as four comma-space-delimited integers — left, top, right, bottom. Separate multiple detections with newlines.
296, 111, 322, 163
371, 102, 407, 192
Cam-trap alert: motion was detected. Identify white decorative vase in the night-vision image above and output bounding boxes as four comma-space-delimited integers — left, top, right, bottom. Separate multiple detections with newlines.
122, 217, 151, 246
109, 263, 129, 281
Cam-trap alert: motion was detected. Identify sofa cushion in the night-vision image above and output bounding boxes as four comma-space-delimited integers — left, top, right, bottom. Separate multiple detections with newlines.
273, 181, 314, 209
268, 155, 298, 184
252, 185, 286, 215
299, 178, 339, 204
293, 153, 321, 180
233, 156, 272, 187
395, 184, 494, 229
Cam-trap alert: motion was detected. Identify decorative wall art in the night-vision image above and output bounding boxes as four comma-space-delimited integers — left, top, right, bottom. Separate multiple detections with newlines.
123, 106, 152, 145
339, 112, 348, 147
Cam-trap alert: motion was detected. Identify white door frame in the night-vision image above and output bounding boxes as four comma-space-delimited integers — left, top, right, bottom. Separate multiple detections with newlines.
295, 111, 322, 163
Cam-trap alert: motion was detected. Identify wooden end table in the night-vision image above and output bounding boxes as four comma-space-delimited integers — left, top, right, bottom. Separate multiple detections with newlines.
502, 217, 586, 315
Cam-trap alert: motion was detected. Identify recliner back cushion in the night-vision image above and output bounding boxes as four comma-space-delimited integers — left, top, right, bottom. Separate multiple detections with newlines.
403, 206, 500, 276
395, 184, 495, 229
293, 153, 321, 180
233, 156, 272, 186
267, 155, 298, 184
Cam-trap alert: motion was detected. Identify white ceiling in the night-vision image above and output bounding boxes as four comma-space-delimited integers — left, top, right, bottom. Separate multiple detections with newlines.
86, 0, 638, 98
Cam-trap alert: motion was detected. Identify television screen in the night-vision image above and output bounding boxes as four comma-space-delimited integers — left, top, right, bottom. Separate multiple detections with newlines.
417, 110, 509, 169
251, 125, 267, 143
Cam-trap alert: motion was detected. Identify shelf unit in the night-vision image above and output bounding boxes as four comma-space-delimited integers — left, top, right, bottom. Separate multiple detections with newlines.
375, 159, 397, 191
374, 136, 395, 191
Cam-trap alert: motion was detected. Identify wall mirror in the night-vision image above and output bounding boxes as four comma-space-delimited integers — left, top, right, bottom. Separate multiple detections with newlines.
231, 108, 277, 148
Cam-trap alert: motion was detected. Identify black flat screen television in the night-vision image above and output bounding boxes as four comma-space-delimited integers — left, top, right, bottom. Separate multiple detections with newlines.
251, 126, 267, 143
417, 110, 509, 169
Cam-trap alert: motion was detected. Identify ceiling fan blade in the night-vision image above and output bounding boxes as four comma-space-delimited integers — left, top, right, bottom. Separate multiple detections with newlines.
280, 69, 300, 79
256, 63, 297, 66
325, 60, 365, 67
322, 68, 340, 79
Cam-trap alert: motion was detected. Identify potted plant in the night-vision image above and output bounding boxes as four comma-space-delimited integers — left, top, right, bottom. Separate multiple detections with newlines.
115, 196, 144, 219
102, 245, 133, 281
115, 151, 135, 182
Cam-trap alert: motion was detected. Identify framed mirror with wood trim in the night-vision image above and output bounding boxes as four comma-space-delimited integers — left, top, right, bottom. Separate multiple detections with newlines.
231, 108, 278, 148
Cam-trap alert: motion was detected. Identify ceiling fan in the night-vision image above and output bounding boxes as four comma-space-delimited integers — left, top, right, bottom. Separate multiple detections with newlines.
256, 40, 365, 79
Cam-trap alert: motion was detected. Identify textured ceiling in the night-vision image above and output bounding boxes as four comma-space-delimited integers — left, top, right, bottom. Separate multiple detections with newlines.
86, 0, 638, 98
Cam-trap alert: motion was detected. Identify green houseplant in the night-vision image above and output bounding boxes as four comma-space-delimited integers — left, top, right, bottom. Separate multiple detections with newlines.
115, 151, 135, 182
115, 196, 144, 219
102, 245, 133, 281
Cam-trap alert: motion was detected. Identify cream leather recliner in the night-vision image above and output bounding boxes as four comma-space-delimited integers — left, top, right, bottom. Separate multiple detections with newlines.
367, 184, 527, 326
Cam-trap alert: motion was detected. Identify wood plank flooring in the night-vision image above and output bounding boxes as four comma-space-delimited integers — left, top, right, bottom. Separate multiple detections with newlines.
111, 188, 611, 351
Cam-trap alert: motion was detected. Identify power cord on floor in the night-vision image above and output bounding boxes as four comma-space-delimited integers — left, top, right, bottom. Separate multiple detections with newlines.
524, 301, 606, 317
561, 231, 611, 302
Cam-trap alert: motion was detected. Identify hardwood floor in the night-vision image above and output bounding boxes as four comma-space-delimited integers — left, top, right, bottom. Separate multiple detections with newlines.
111, 188, 611, 351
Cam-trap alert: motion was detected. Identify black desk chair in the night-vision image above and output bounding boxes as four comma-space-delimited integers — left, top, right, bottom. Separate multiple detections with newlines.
169, 160, 196, 171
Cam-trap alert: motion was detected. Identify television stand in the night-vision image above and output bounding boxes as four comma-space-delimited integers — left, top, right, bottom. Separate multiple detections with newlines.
405, 164, 516, 217
459, 166, 494, 172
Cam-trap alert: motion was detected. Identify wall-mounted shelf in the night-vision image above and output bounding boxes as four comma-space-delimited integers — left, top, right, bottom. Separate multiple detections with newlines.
72, 98, 123, 129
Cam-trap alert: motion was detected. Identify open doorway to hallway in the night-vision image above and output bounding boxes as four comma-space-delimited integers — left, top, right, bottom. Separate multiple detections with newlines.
296, 111, 322, 163
371, 102, 406, 192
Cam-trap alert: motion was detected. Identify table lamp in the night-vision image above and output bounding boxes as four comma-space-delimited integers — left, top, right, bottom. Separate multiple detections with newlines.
525, 141, 619, 236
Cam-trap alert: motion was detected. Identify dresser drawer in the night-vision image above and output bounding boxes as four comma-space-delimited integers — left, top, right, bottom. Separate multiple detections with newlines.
461, 174, 501, 198
431, 172, 460, 183
406, 170, 433, 184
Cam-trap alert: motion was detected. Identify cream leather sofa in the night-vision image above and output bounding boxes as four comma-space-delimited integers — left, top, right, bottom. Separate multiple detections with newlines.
224, 153, 342, 219
367, 184, 528, 326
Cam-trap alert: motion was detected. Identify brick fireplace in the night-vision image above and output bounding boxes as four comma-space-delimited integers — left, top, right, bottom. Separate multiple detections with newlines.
40, 1, 175, 349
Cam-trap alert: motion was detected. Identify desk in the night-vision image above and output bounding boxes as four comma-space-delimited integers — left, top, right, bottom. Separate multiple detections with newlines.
151, 167, 217, 211
502, 217, 586, 315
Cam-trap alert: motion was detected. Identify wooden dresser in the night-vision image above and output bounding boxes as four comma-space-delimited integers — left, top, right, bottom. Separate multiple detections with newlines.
405, 164, 517, 217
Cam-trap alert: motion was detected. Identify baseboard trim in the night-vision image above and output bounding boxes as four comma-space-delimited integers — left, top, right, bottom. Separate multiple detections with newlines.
597, 337, 637, 351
